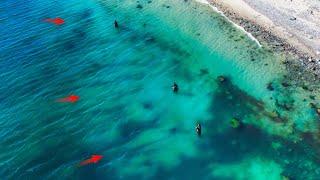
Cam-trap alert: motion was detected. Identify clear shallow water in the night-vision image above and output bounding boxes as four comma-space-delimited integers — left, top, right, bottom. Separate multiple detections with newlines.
1, 0, 320, 179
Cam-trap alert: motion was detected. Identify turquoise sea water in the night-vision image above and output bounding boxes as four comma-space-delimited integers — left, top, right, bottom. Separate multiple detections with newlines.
1, 0, 320, 179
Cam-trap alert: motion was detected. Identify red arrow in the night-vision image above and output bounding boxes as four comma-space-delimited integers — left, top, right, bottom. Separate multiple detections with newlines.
56, 95, 79, 103
80, 155, 103, 166
44, 17, 65, 25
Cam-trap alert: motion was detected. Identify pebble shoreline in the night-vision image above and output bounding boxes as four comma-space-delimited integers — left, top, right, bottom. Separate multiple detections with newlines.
207, 1, 320, 85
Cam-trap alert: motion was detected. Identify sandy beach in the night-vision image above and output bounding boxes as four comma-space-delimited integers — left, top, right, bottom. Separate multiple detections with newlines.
207, 0, 320, 73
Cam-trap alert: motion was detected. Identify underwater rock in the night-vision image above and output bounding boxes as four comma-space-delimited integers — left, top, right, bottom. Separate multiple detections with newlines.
217, 75, 226, 83
136, 4, 143, 9
266, 110, 287, 123
275, 99, 293, 111
302, 85, 309, 90
267, 82, 275, 91
270, 111, 279, 118
230, 118, 241, 128
309, 95, 315, 100
310, 102, 316, 108
72, 29, 86, 39
281, 82, 291, 87
309, 103, 320, 115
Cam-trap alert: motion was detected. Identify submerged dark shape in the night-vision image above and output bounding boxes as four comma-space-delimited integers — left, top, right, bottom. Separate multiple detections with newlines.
302, 84, 310, 91
230, 118, 241, 129
142, 102, 153, 109
212, 76, 289, 124
64, 41, 76, 51
72, 28, 86, 39
310, 102, 320, 116
310, 95, 316, 100
114, 20, 119, 28
281, 82, 291, 87
170, 127, 177, 134
267, 82, 275, 91
217, 75, 227, 83
199, 68, 209, 76
145, 36, 155, 43
196, 123, 201, 136
81, 9, 93, 18
275, 99, 294, 111
172, 82, 179, 93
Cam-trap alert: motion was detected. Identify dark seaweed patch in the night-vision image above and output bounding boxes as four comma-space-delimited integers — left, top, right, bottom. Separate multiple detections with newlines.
267, 82, 275, 91
206, 125, 273, 163
211, 76, 264, 122
142, 102, 153, 109
281, 82, 291, 87
275, 99, 294, 111
169, 127, 177, 134
79, 9, 94, 20
309, 95, 316, 100
199, 68, 209, 76
64, 40, 76, 51
81, 63, 105, 77
212, 76, 288, 124
72, 28, 87, 39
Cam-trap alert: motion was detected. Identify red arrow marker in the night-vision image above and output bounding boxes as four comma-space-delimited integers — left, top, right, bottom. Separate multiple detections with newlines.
56, 95, 79, 103
44, 17, 65, 25
80, 155, 103, 166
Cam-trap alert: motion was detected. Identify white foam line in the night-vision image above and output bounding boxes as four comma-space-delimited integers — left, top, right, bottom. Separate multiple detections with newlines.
196, 0, 262, 48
